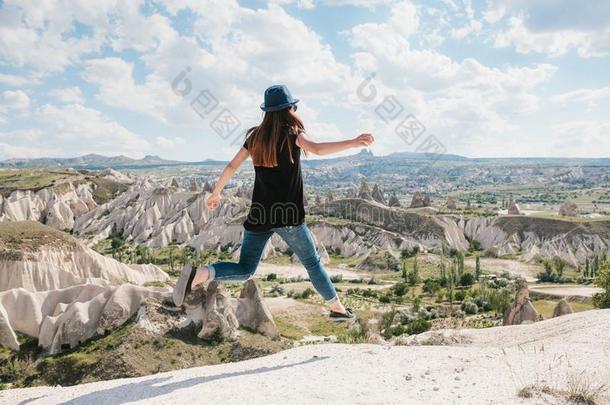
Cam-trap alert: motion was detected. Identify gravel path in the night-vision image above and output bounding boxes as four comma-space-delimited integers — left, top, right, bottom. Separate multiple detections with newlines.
3, 310, 609, 405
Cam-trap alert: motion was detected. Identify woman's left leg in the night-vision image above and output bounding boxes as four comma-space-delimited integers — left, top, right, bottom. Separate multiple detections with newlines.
191, 228, 274, 286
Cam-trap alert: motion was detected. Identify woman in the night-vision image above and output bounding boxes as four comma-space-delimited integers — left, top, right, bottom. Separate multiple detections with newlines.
173, 84, 374, 320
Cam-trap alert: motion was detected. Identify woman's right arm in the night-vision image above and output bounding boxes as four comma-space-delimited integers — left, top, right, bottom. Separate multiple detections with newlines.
206, 146, 249, 209
296, 132, 374, 156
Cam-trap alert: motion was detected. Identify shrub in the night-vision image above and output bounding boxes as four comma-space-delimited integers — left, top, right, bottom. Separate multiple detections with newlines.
454, 290, 468, 302
330, 274, 343, 283
393, 282, 409, 296
461, 299, 479, 315
459, 273, 476, 286
265, 273, 277, 281
406, 318, 431, 335
294, 287, 314, 299
269, 285, 284, 297
401, 246, 420, 259
398, 310, 416, 325
379, 293, 392, 304
423, 278, 441, 294
389, 324, 407, 336
469, 240, 481, 252
362, 288, 378, 298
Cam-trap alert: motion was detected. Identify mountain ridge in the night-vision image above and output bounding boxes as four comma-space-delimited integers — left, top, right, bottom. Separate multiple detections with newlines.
3, 150, 610, 169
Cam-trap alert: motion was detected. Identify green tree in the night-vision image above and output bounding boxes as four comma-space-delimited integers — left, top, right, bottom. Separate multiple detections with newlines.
475, 255, 481, 280
553, 257, 566, 278
592, 262, 610, 309
543, 259, 553, 277
584, 257, 590, 278
407, 256, 420, 286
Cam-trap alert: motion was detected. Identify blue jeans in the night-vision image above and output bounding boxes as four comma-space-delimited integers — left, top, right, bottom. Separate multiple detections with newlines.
208, 223, 338, 303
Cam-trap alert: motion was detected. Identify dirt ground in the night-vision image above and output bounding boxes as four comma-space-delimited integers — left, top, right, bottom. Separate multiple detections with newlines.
465, 257, 543, 282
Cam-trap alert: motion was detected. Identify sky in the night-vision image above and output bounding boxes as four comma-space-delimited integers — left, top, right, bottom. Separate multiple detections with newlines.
0, 0, 609, 161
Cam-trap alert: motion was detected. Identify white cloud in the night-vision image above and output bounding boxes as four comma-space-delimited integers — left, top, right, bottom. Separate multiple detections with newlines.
0, 90, 31, 112
121, 2, 351, 131
342, 2, 558, 156
551, 86, 610, 108
33, 103, 151, 158
156, 136, 185, 148
450, 19, 482, 39
0, 1, 178, 75
488, 1, 610, 58
389, 1, 419, 38
48, 87, 85, 104
0, 73, 40, 86
82, 57, 180, 122
551, 121, 610, 157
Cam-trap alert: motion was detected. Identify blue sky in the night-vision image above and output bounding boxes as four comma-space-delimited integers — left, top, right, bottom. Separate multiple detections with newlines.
0, 0, 609, 161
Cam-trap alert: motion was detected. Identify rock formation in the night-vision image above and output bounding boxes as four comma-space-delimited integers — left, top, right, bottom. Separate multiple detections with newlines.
170, 178, 180, 188
325, 191, 334, 204
503, 278, 539, 325
74, 179, 249, 248
235, 185, 253, 200
446, 197, 457, 210
552, 298, 574, 318
371, 184, 386, 204
507, 197, 520, 215
189, 178, 198, 192
101, 169, 134, 184
0, 283, 168, 353
388, 193, 400, 207
0, 182, 98, 231
558, 201, 578, 217
0, 221, 169, 292
202, 181, 214, 194
181, 282, 239, 341
358, 178, 372, 200
315, 195, 322, 206
236, 280, 279, 338
409, 192, 428, 208
346, 187, 357, 199
461, 215, 610, 267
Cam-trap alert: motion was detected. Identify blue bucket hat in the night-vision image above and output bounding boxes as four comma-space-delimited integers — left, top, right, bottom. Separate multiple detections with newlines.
260, 84, 299, 112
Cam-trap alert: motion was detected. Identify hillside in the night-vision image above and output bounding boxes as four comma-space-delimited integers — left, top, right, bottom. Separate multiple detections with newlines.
0, 221, 168, 291
3, 310, 609, 404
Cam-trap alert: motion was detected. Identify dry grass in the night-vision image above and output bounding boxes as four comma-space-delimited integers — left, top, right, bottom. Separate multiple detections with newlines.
0, 221, 78, 255
517, 372, 608, 404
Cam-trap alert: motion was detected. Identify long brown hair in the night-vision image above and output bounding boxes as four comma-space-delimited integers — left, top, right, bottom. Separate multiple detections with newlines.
245, 108, 305, 167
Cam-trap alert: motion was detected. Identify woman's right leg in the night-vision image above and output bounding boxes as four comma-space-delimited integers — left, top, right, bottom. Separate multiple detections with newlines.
190, 229, 273, 287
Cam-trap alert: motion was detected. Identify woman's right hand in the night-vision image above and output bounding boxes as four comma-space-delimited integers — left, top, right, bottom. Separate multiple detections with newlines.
353, 133, 375, 147
206, 193, 221, 210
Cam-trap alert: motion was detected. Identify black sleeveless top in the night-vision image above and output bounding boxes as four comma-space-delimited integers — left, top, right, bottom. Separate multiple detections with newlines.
242, 126, 305, 231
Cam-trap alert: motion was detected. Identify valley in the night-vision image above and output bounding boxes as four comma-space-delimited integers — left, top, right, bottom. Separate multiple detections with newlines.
0, 153, 608, 398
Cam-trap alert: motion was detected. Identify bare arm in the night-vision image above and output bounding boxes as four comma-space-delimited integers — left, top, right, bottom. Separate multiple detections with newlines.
207, 147, 249, 209
296, 131, 374, 156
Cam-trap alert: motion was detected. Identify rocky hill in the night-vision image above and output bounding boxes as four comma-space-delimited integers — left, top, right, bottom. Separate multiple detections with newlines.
0, 221, 168, 292
0, 169, 130, 231
72, 178, 610, 266
4, 309, 609, 404
462, 216, 610, 266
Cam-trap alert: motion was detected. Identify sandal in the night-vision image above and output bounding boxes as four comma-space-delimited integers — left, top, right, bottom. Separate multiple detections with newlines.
329, 308, 355, 321
172, 264, 197, 307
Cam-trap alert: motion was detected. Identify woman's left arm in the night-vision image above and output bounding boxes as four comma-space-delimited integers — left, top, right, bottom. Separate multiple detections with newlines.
296, 131, 374, 156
